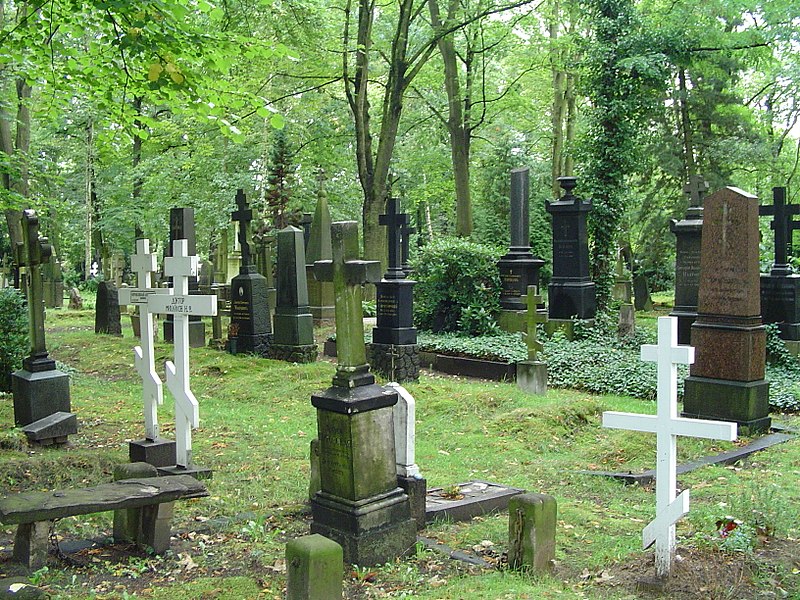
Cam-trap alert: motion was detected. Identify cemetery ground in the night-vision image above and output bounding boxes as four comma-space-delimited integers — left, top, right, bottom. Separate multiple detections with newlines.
0, 302, 798, 599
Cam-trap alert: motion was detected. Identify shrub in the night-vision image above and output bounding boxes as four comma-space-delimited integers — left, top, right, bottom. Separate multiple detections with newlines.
411, 237, 502, 335
0, 287, 28, 392
417, 331, 527, 363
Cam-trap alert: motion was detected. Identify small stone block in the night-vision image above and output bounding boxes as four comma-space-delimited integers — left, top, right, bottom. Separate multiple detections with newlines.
129, 438, 178, 468
516, 360, 547, 395
13, 521, 50, 570
138, 501, 175, 553
12, 369, 71, 427
113, 462, 158, 542
397, 475, 427, 531
286, 534, 343, 600
21, 412, 77, 443
507, 493, 557, 574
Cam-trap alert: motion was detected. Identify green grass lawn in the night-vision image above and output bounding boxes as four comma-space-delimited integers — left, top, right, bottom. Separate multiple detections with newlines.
0, 306, 797, 599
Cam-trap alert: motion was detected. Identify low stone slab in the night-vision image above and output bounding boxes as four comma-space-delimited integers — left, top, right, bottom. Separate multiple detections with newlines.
21, 411, 77, 445
580, 431, 795, 485
418, 353, 516, 382
426, 480, 525, 523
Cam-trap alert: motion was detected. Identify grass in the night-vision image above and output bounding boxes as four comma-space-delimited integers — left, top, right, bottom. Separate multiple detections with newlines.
0, 305, 797, 599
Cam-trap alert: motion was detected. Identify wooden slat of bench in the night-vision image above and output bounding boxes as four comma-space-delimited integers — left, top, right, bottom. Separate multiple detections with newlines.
0, 475, 208, 525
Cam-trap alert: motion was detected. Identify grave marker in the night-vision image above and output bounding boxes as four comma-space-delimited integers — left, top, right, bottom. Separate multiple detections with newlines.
517, 286, 547, 395
306, 171, 335, 320
118, 239, 176, 467
603, 316, 737, 579
148, 239, 217, 476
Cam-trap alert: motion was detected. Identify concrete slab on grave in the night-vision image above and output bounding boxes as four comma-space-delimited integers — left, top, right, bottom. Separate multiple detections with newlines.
425, 480, 525, 523
579, 428, 796, 486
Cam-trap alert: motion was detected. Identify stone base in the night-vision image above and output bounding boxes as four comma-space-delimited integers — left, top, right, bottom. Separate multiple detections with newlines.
367, 343, 420, 382
498, 309, 525, 334
682, 376, 771, 434
286, 534, 343, 600
310, 305, 335, 321
22, 411, 77, 445
268, 343, 318, 364
516, 360, 547, 395
129, 438, 178, 468
690, 322, 766, 381
497, 254, 544, 310
311, 488, 416, 566
507, 493, 557, 574
543, 318, 577, 340
164, 319, 206, 348
229, 332, 273, 357
397, 475, 427, 531
548, 280, 596, 320
157, 464, 213, 480
12, 368, 71, 427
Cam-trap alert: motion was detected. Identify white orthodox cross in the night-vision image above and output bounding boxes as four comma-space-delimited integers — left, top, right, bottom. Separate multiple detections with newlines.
118, 239, 170, 441
147, 239, 217, 468
602, 316, 737, 579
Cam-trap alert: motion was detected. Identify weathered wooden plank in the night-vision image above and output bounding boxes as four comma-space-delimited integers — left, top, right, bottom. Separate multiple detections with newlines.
0, 475, 208, 525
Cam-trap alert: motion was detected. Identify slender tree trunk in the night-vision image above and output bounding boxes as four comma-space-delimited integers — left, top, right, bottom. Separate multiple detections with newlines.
85, 121, 94, 278
550, 0, 566, 196
132, 96, 144, 235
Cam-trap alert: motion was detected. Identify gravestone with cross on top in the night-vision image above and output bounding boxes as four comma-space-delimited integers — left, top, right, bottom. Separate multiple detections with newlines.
12, 210, 77, 444
148, 239, 217, 477
310, 221, 416, 565
759, 186, 800, 343
118, 238, 176, 467
517, 285, 547, 395
603, 316, 737, 579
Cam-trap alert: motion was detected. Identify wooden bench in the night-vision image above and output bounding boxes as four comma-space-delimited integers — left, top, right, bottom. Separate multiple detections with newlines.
0, 463, 208, 569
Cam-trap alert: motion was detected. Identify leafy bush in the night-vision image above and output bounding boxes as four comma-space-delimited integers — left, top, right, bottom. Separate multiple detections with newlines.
417, 331, 527, 363
0, 287, 28, 392
411, 237, 502, 335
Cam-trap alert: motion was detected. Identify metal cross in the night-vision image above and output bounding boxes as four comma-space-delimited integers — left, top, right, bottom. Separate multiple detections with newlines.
759, 186, 800, 274
683, 174, 709, 208
379, 197, 409, 279
603, 317, 737, 579
231, 189, 254, 271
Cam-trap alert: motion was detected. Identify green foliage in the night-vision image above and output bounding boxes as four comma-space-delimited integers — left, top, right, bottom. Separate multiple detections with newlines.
417, 331, 527, 363
0, 288, 28, 392
764, 325, 800, 412
411, 237, 502, 335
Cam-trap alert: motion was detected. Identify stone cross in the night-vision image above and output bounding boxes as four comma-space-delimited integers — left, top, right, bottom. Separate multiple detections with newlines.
16, 210, 53, 369
147, 240, 217, 468
379, 197, 409, 279
523, 286, 546, 361
118, 239, 170, 441
759, 186, 800, 274
602, 316, 737, 579
231, 189, 254, 271
314, 221, 382, 388
683, 174, 709, 208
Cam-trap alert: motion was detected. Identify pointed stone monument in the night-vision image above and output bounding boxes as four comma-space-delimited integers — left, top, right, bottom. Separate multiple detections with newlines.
118, 238, 176, 467
269, 225, 317, 363
670, 175, 709, 344
682, 187, 771, 434
306, 171, 335, 320
228, 189, 273, 356
148, 239, 217, 477
12, 210, 77, 445
310, 221, 415, 565
604, 316, 737, 580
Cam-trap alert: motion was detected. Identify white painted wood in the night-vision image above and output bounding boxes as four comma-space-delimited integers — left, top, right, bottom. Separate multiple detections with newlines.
117, 239, 166, 441
147, 240, 217, 468
602, 316, 737, 579
387, 382, 421, 478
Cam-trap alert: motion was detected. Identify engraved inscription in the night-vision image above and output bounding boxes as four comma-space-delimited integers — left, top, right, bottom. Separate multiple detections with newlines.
376, 294, 399, 318
318, 413, 353, 497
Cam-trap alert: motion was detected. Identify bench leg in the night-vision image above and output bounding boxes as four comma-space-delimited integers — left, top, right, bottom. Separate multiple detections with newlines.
138, 501, 175, 553
13, 521, 51, 569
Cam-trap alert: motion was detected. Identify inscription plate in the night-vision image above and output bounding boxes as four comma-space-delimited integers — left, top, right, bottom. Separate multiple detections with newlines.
149, 294, 217, 317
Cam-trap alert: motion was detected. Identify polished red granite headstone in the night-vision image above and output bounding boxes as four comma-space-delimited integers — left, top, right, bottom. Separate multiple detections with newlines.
683, 187, 770, 434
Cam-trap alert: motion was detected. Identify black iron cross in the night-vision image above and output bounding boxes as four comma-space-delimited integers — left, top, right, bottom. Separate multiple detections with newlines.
683, 175, 710, 208
231, 189, 254, 270
379, 197, 409, 280
759, 186, 800, 274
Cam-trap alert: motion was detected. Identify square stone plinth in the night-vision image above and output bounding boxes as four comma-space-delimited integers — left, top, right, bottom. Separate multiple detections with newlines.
130, 438, 178, 468
683, 376, 771, 434
12, 368, 71, 427
690, 323, 766, 381
517, 360, 547, 395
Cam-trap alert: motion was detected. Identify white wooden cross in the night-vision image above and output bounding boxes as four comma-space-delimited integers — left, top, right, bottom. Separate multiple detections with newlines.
118, 238, 170, 441
602, 316, 737, 579
147, 239, 217, 468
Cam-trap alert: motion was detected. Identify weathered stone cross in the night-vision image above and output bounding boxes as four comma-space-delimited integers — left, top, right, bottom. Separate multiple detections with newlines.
147, 239, 217, 468
759, 186, 800, 274
118, 239, 170, 441
379, 198, 409, 279
231, 188, 254, 271
16, 209, 53, 371
683, 174, 709, 208
602, 316, 737, 579
314, 221, 382, 388
523, 285, 546, 361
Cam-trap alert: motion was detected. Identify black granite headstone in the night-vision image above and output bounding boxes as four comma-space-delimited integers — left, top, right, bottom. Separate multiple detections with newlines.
95, 280, 122, 335
546, 177, 596, 319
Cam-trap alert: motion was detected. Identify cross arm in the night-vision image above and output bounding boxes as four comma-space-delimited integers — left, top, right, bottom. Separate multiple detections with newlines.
313, 259, 382, 285
642, 490, 689, 549
603, 412, 736, 441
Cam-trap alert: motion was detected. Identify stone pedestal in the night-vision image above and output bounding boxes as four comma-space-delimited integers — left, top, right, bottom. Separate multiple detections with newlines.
516, 360, 547, 395
163, 318, 206, 348
368, 343, 420, 382
682, 377, 770, 434
548, 281, 596, 320
498, 309, 526, 333
670, 214, 703, 344
498, 256, 545, 311
12, 368, 72, 427
760, 273, 800, 340
129, 438, 178, 468
286, 534, 343, 600
507, 493, 557, 574
543, 318, 577, 340
310, 384, 415, 566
